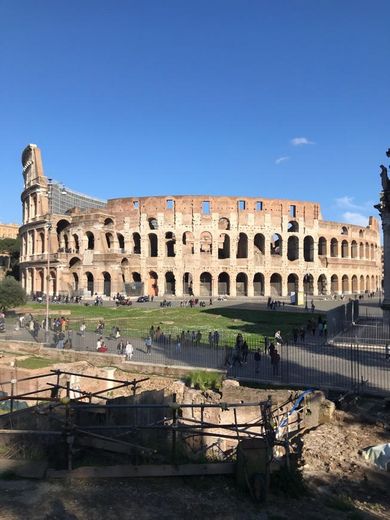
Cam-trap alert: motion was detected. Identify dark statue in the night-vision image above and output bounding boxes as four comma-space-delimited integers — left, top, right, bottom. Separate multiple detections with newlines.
375, 149, 390, 214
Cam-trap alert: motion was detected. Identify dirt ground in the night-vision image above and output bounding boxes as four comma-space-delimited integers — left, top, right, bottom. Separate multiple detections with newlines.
0, 371, 389, 519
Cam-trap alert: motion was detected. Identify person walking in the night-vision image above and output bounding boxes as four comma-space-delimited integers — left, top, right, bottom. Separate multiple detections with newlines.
117, 339, 125, 355
145, 335, 152, 355
125, 341, 133, 360
274, 330, 284, 348
241, 341, 249, 364
254, 349, 261, 374
270, 348, 280, 376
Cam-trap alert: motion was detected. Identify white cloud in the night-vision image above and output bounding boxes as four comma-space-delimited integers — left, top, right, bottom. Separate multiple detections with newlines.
275, 156, 290, 165
342, 212, 368, 226
290, 137, 314, 146
335, 196, 362, 211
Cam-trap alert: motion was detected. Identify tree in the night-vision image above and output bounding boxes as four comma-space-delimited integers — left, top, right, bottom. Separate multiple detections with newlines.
0, 277, 27, 311
0, 238, 20, 279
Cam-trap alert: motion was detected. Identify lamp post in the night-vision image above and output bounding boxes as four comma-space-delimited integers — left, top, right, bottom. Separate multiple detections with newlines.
45, 180, 52, 334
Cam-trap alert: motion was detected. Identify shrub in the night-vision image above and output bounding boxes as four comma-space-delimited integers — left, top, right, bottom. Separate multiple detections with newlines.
184, 370, 223, 392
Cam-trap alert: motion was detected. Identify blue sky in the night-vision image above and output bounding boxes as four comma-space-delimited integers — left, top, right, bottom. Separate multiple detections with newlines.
0, 0, 389, 226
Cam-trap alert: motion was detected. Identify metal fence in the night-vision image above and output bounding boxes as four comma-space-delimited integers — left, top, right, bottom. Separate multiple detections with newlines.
2, 316, 389, 397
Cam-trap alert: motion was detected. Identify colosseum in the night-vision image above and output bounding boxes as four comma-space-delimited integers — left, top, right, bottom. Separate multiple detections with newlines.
19, 144, 382, 300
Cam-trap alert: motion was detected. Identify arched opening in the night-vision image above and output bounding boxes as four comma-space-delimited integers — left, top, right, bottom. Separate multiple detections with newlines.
287, 236, 299, 261
103, 272, 111, 297
165, 271, 176, 295
57, 219, 71, 251
287, 273, 299, 295
86, 231, 95, 250
341, 226, 348, 235
200, 272, 212, 296
351, 275, 358, 293
63, 234, 69, 251
183, 232, 194, 254
341, 240, 349, 258
342, 275, 349, 294
351, 241, 358, 259
132, 272, 141, 282
148, 218, 158, 230
253, 273, 264, 296
360, 275, 365, 292
271, 233, 282, 256
69, 257, 81, 268
200, 232, 212, 254
287, 221, 299, 232
365, 242, 370, 259
254, 234, 265, 257
236, 233, 248, 258
331, 275, 339, 294
366, 275, 370, 291
149, 233, 158, 257
330, 238, 338, 257
236, 272, 248, 296
183, 272, 193, 296
370, 244, 374, 260
304, 236, 314, 262
104, 218, 114, 226
270, 273, 282, 296
303, 274, 314, 295
133, 233, 141, 254
86, 272, 94, 295
121, 258, 129, 283
359, 242, 364, 258
72, 273, 79, 291
148, 271, 158, 296
218, 217, 230, 230
117, 233, 125, 252
73, 234, 80, 253
39, 232, 45, 254
165, 232, 176, 257
371, 275, 375, 290
318, 237, 327, 256
105, 232, 114, 249
218, 233, 230, 259
50, 270, 57, 295
38, 270, 44, 292
218, 272, 230, 295
317, 274, 327, 295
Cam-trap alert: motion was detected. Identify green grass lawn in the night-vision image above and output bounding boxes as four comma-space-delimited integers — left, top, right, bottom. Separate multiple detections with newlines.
16, 356, 58, 369
18, 303, 320, 345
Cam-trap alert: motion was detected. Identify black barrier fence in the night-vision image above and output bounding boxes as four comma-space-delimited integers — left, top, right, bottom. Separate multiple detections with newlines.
2, 317, 389, 396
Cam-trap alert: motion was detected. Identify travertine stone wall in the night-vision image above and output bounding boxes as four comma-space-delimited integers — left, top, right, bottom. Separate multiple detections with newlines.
19, 145, 382, 299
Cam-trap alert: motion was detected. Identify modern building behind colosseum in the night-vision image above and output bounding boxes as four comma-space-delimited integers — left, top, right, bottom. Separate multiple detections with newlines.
19, 144, 382, 299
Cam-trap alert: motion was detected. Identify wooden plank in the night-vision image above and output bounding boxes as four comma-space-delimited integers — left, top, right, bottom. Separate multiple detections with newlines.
47, 462, 235, 479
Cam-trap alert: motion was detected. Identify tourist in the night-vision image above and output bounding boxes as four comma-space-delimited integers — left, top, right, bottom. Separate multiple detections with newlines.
264, 336, 269, 354
254, 349, 261, 373
97, 341, 108, 353
270, 348, 280, 376
145, 335, 152, 355
311, 300, 315, 313
125, 341, 133, 360
117, 339, 125, 355
232, 344, 242, 367
274, 330, 284, 348
176, 337, 181, 353
292, 328, 298, 345
208, 332, 213, 347
96, 336, 103, 350
241, 341, 249, 364
213, 330, 220, 348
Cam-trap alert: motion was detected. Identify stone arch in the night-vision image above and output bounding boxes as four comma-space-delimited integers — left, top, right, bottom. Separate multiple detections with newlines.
57, 219, 71, 250
370, 244, 374, 260
331, 275, 339, 294
304, 236, 314, 262
165, 271, 176, 295
38, 270, 44, 293
85, 272, 94, 295
200, 272, 212, 296
165, 232, 176, 257
86, 231, 95, 250
218, 233, 230, 259
287, 273, 299, 295
183, 272, 193, 296
117, 233, 125, 251
69, 257, 81, 268
371, 274, 375, 290
148, 271, 158, 296
72, 272, 79, 291
105, 232, 114, 249
342, 275, 349, 293
103, 272, 111, 297
359, 242, 364, 258
121, 258, 129, 283
351, 240, 358, 259
318, 237, 327, 256
303, 274, 314, 295
50, 270, 57, 295
39, 232, 45, 254
148, 233, 158, 257
148, 218, 158, 230
317, 274, 327, 295
236, 272, 248, 296
365, 275, 370, 291
341, 226, 348, 235
253, 273, 264, 296
183, 232, 194, 254
330, 238, 338, 257
218, 217, 230, 230
351, 275, 358, 293
218, 272, 230, 295
287, 236, 299, 261
270, 273, 282, 297
270, 233, 282, 256
200, 232, 212, 254
133, 233, 141, 254
359, 229, 364, 238
360, 275, 365, 292
132, 272, 141, 282
341, 240, 349, 258
104, 218, 114, 226
236, 233, 248, 258
365, 242, 370, 259
287, 220, 299, 232
254, 234, 265, 256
